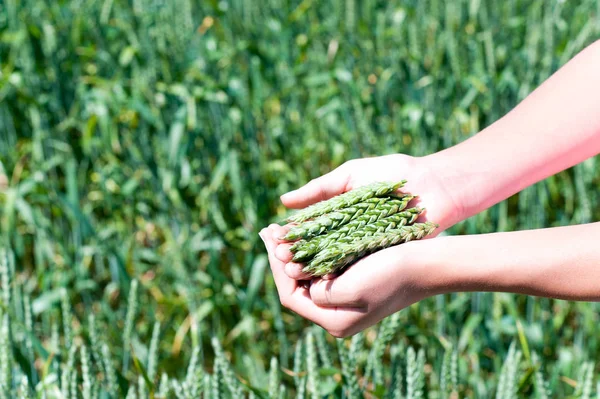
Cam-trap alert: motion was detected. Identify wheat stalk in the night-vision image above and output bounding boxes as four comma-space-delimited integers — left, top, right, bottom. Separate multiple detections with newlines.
303, 222, 437, 276
287, 181, 406, 223
292, 206, 422, 262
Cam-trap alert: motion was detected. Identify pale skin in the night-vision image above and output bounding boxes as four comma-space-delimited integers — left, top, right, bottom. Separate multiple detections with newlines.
259, 39, 600, 338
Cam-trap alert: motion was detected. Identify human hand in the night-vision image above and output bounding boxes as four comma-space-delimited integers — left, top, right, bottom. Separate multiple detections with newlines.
280, 154, 463, 233
264, 154, 466, 335
259, 223, 434, 337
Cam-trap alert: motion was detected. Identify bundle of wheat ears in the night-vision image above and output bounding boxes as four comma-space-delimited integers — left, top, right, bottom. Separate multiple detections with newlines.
282, 181, 437, 277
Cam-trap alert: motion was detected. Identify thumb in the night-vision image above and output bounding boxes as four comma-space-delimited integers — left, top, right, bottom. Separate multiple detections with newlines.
281, 168, 350, 209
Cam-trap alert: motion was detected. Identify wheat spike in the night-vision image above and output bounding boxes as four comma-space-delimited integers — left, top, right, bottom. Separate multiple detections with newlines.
288, 195, 414, 251
287, 181, 406, 223
284, 197, 398, 241
306, 331, 319, 399
80, 345, 93, 399
292, 206, 421, 262
268, 357, 280, 398
101, 343, 118, 397
337, 339, 361, 398
148, 321, 161, 382
406, 347, 425, 399
304, 222, 437, 276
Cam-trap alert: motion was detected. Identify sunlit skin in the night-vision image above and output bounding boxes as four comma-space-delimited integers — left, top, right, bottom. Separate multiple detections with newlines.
259, 40, 600, 338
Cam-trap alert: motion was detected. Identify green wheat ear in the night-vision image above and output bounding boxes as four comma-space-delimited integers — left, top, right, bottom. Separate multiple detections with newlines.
288, 197, 415, 251
286, 181, 406, 223
284, 197, 391, 240
303, 222, 437, 277
284, 196, 416, 241
291, 206, 422, 263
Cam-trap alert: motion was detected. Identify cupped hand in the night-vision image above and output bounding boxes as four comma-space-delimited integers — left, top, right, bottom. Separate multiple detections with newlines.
280, 154, 464, 232
259, 223, 433, 337
263, 154, 462, 335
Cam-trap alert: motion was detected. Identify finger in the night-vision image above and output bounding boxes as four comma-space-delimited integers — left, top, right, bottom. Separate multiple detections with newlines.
286, 288, 368, 336
280, 168, 350, 209
321, 271, 341, 280
273, 224, 292, 243
284, 261, 313, 280
261, 226, 296, 297
275, 243, 294, 263
309, 277, 365, 308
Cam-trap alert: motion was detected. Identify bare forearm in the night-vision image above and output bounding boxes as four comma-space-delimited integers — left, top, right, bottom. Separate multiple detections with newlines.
411, 222, 600, 301
428, 40, 600, 221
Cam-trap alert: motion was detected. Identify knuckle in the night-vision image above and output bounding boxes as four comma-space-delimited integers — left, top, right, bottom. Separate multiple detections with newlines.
278, 294, 290, 309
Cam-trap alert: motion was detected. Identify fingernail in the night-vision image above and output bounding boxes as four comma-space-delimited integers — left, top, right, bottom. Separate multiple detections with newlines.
280, 190, 296, 201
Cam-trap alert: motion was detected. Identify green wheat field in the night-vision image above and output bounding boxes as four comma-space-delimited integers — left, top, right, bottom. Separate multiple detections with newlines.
1, 0, 600, 397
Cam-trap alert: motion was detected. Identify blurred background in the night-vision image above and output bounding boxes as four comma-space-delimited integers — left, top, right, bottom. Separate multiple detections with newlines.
1, 0, 600, 397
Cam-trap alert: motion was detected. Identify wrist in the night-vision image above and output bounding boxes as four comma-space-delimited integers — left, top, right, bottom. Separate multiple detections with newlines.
419, 153, 472, 226
401, 238, 459, 298
404, 235, 505, 297
422, 136, 509, 223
